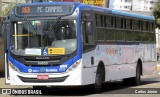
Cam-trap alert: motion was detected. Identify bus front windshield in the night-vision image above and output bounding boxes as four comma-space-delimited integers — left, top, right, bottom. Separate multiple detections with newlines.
10, 19, 77, 56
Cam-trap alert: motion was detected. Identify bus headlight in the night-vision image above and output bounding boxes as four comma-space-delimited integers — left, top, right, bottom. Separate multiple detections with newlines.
9, 62, 20, 72
66, 59, 81, 72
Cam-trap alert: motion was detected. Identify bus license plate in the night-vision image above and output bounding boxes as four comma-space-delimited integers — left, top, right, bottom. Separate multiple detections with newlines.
37, 75, 49, 80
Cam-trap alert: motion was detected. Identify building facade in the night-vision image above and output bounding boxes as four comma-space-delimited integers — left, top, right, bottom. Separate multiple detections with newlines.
48, 0, 109, 8
132, 0, 157, 11
111, 0, 157, 12
112, 0, 132, 11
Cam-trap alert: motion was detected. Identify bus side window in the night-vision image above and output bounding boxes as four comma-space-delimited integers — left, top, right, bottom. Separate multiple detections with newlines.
82, 21, 94, 51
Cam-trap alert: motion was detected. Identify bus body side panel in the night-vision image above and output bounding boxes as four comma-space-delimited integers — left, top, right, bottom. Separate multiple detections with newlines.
81, 43, 157, 84
104, 64, 136, 81
141, 44, 157, 75
81, 45, 136, 84
81, 47, 136, 85
81, 50, 97, 85
95, 45, 136, 81
142, 62, 157, 75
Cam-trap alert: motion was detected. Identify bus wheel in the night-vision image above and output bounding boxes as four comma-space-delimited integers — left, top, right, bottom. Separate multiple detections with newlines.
133, 64, 141, 85
123, 64, 141, 86
94, 66, 103, 93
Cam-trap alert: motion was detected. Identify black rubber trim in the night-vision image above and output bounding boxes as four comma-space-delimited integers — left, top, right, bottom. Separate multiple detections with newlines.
18, 75, 69, 83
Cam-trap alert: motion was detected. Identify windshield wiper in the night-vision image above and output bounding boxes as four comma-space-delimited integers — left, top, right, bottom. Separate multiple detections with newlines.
24, 17, 37, 34
43, 16, 61, 49
46, 16, 61, 34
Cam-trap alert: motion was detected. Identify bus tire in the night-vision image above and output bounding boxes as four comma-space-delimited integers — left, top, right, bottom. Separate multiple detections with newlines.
94, 65, 104, 93
123, 64, 141, 86
133, 64, 141, 85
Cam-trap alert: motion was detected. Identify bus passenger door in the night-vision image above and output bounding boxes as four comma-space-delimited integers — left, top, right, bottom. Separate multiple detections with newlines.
81, 11, 95, 67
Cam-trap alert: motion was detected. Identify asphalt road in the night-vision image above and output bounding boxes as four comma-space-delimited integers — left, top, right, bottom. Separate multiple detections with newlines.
0, 61, 160, 97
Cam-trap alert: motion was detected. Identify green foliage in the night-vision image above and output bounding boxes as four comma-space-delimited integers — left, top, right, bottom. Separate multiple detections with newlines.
0, 3, 17, 17
153, 0, 160, 28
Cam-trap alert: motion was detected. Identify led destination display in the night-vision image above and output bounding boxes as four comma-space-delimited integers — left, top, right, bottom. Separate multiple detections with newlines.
16, 5, 74, 16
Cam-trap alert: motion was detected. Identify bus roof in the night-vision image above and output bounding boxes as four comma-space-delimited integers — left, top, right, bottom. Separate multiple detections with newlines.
19, 2, 154, 20
91, 6, 154, 20
77, 4, 154, 21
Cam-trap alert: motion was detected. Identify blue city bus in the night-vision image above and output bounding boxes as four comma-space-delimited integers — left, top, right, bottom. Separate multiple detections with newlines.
5, 2, 156, 92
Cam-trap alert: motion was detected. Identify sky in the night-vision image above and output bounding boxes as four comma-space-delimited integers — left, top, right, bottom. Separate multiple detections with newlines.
109, 0, 115, 8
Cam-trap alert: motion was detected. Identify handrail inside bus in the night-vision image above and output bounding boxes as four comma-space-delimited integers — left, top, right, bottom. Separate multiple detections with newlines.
12, 34, 33, 37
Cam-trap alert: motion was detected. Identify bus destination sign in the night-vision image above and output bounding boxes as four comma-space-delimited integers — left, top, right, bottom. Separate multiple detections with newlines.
16, 5, 74, 16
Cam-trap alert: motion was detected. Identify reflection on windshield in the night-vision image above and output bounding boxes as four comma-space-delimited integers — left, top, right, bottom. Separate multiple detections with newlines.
10, 19, 77, 56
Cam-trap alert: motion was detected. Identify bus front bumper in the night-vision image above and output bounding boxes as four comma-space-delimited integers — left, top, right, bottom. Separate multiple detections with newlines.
9, 66, 83, 86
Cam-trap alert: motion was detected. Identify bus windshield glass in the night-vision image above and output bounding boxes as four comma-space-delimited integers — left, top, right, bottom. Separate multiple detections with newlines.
10, 19, 77, 56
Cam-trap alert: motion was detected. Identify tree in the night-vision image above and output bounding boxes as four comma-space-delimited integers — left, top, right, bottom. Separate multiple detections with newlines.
0, 2, 16, 46
1, 3, 16, 17
0, 0, 2, 16
0, 3, 15, 37
153, 0, 160, 28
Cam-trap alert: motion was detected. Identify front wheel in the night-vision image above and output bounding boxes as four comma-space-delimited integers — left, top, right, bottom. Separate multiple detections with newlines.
94, 66, 103, 93
133, 64, 141, 85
